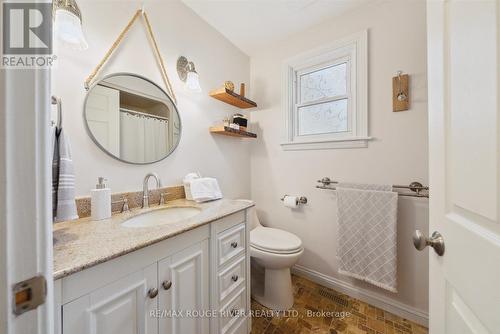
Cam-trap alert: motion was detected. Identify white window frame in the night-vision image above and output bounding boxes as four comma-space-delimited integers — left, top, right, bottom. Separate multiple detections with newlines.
281, 30, 370, 150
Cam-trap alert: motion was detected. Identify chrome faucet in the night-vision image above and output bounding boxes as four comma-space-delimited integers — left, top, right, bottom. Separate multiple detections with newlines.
143, 172, 161, 208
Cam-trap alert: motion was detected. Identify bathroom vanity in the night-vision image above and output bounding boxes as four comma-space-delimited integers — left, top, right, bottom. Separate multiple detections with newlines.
53, 199, 254, 334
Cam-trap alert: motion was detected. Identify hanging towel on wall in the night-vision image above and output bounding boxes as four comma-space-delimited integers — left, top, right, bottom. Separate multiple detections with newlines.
52, 127, 78, 223
336, 183, 398, 292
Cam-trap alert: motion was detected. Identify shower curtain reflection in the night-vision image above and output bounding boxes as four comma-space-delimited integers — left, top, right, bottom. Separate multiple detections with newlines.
120, 111, 169, 162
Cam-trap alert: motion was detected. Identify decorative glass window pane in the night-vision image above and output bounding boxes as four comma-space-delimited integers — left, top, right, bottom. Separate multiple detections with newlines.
282, 31, 368, 150
297, 99, 348, 136
299, 62, 347, 103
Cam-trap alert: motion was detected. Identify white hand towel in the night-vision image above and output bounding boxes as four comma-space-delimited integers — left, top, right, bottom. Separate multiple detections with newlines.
183, 172, 201, 182
336, 183, 398, 292
183, 172, 201, 200
189, 177, 223, 203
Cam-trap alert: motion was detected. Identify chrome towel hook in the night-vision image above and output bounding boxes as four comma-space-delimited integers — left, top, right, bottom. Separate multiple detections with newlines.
51, 95, 62, 128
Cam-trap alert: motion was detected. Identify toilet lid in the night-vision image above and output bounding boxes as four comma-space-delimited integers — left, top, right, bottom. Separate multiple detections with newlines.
250, 226, 303, 254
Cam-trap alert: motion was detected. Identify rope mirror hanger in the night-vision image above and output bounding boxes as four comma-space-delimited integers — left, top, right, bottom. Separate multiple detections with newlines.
84, 8, 177, 105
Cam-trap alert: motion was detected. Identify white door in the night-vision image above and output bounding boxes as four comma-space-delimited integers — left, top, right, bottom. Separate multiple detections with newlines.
62, 264, 158, 334
0, 9, 53, 333
85, 85, 120, 156
158, 241, 209, 334
426, 1, 500, 333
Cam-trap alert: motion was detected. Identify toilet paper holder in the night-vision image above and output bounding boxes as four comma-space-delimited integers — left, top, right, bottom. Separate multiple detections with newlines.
280, 195, 308, 205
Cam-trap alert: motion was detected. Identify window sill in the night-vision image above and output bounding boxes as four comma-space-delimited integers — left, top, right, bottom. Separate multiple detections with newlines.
280, 137, 373, 150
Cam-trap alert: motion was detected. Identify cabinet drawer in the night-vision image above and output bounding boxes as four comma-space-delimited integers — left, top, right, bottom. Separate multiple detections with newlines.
217, 223, 245, 268
213, 211, 246, 233
220, 287, 246, 334
218, 256, 246, 302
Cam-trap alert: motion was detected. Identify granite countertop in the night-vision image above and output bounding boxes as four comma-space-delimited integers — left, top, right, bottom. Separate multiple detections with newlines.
53, 198, 254, 280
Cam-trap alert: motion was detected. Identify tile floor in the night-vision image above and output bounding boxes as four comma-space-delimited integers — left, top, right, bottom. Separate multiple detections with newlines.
251, 275, 428, 334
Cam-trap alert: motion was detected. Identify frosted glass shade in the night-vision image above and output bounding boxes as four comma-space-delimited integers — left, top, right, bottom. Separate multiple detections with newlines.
54, 10, 88, 50
185, 71, 202, 92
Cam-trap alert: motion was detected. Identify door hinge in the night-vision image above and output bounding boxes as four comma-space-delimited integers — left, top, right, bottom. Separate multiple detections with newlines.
12, 275, 47, 316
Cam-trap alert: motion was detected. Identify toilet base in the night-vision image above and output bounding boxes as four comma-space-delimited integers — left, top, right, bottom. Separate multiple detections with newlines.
251, 261, 294, 310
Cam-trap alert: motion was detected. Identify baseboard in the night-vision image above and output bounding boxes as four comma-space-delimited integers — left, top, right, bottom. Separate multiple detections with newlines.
292, 264, 429, 327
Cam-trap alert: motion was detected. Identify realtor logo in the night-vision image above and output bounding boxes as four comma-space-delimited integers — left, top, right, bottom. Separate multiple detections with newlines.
2, 1, 55, 68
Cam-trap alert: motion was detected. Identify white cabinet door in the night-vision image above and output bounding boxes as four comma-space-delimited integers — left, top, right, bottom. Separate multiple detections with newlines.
63, 263, 158, 334
158, 241, 209, 334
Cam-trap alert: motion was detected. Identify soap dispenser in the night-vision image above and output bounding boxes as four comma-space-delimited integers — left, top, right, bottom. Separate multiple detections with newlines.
91, 177, 111, 221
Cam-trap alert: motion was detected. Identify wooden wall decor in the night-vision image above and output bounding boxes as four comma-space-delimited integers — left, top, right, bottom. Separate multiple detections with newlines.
392, 72, 410, 112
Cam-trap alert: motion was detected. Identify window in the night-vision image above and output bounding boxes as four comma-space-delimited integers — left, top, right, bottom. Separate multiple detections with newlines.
281, 30, 369, 150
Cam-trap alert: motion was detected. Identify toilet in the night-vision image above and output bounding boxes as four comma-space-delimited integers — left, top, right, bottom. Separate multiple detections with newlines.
249, 210, 303, 310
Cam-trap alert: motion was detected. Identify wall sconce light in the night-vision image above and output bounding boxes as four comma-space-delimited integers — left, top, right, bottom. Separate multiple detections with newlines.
177, 56, 202, 92
392, 70, 410, 112
53, 0, 88, 50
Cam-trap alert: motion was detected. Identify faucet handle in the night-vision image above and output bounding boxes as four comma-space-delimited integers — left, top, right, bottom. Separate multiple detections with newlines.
122, 198, 129, 212
159, 192, 170, 205
112, 196, 129, 213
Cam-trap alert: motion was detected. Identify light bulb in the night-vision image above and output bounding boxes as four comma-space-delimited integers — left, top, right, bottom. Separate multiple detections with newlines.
54, 10, 88, 50
185, 71, 202, 93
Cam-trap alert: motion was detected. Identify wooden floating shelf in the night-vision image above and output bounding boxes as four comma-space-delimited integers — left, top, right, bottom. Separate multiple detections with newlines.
209, 126, 257, 138
209, 87, 257, 109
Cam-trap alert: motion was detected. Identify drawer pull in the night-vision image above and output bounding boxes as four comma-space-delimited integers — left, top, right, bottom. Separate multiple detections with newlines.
230, 308, 239, 317
231, 275, 239, 282
162, 280, 172, 290
230, 242, 238, 248
147, 288, 158, 299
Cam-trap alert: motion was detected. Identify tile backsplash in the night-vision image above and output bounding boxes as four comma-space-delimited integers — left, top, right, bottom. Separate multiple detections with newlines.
75, 185, 186, 218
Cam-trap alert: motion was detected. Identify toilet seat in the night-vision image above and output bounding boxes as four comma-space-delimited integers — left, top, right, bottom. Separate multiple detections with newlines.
250, 226, 302, 254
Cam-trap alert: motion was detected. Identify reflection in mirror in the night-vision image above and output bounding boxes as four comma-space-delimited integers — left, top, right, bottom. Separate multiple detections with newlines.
84, 73, 181, 164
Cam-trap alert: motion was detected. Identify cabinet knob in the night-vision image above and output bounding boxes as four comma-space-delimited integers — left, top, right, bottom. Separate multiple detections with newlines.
231, 275, 239, 282
162, 280, 172, 290
230, 242, 238, 248
147, 288, 158, 299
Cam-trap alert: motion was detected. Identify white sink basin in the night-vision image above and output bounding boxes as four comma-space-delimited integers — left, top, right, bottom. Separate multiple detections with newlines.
121, 207, 202, 228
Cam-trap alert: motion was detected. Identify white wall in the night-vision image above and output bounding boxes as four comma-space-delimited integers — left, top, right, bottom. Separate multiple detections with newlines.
52, 0, 252, 198
249, 0, 429, 324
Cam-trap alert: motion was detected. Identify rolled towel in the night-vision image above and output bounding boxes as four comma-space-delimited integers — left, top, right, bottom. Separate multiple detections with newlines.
189, 177, 223, 203
183, 172, 201, 200
183, 172, 201, 182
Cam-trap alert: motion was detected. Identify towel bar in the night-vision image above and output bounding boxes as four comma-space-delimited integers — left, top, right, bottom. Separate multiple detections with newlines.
316, 177, 429, 198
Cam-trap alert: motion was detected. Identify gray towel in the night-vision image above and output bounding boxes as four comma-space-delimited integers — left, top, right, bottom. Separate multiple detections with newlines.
336, 182, 392, 192
336, 183, 398, 292
52, 127, 78, 223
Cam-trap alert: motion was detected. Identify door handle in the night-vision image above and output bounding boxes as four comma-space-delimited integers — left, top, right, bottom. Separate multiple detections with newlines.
413, 230, 445, 256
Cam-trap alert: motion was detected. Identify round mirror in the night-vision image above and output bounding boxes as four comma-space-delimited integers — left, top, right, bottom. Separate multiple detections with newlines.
84, 73, 181, 164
